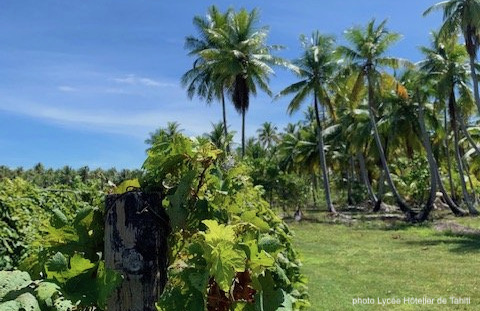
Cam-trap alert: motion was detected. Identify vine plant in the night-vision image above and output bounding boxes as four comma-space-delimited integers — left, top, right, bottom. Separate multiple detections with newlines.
142, 134, 309, 311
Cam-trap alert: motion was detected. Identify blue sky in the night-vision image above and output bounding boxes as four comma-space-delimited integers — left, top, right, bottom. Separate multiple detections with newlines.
0, 1, 442, 169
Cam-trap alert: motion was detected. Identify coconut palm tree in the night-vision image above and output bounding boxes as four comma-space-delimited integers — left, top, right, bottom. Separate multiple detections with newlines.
182, 6, 232, 153
424, 0, 480, 114
205, 122, 234, 152
277, 31, 338, 214
333, 99, 379, 206
145, 122, 183, 146
338, 19, 416, 219
244, 137, 266, 159
199, 8, 291, 157
278, 132, 301, 173
419, 33, 479, 214
257, 122, 279, 150
410, 70, 467, 216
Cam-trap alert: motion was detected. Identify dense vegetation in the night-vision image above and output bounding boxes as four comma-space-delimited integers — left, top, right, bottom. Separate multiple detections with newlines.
182, 2, 480, 223
0, 164, 141, 188
3, 1, 480, 310
0, 176, 121, 310
144, 134, 308, 310
0, 135, 308, 310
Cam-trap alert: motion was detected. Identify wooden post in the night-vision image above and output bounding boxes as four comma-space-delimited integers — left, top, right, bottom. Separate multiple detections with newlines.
105, 191, 169, 311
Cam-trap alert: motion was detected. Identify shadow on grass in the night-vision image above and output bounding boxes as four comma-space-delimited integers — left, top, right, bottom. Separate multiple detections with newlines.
289, 211, 433, 231
405, 231, 480, 253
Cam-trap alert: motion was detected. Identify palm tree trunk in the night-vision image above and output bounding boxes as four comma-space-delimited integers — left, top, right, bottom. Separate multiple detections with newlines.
311, 173, 317, 208
428, 108, 467, 216
346, 169, 354, 205
457, 109, 480, 156
427, 108, 467, 216
464, 160, 477, 204
350, 156, 357, 182
221, 91, 230, 154
374, 134, 390, 212
469, 53, 480, 114
416, 99, 438, 222
313, 94, 336, 214
450, 90, 478, 215
444, 108, 457, 202
373, 170, 386, 212
357, 152, 378, 205
436, 170, 467, 216
241, 109, 246, 157
366, 69, 414, 219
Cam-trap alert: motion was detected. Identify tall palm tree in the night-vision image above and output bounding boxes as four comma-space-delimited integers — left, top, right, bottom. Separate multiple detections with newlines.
277, 31, 338, 214
182, 6, 231, 153
410, 70, 467, 216
424, 0, 480, 114
200, 8, 290, 157
419, 33, 479, 214
339, 19, 415, 219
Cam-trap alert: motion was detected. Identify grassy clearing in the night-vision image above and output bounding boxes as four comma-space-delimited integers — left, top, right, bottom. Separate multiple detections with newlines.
289, 214, 480, 310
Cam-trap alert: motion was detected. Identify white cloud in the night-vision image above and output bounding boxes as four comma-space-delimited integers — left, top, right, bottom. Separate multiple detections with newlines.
0, 98, 211, 139
113, 74, 176, 88
58, 86, 78, 92
103, 88, 132, 95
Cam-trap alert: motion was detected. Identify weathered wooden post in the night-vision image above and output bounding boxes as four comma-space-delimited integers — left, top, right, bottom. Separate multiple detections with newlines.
105, 191, 170, 311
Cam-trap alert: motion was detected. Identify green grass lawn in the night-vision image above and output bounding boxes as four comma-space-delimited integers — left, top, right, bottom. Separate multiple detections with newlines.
289, 215, 480, 311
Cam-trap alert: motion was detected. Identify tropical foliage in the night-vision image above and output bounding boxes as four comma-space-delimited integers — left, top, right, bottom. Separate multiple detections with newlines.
4, 2, 480, 311
0, 177, 121, 310
142, 134, 308, 311
0, 270, 75, 311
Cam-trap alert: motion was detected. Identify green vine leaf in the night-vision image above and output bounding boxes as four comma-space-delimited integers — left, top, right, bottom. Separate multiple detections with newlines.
202, 220, 236, 246
205, 242, 246, 292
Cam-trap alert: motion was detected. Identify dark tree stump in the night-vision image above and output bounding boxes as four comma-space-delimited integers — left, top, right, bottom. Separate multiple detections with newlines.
105, 191, 169, 311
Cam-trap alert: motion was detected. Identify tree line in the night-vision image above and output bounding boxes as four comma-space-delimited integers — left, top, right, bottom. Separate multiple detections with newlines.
0, 164, 141, 188
181, 1, 480, 222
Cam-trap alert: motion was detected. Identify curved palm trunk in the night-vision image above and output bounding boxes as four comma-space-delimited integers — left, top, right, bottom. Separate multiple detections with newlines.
457, 109, 480, 156
374, 134, 390, 213
450, 90, 479, 215
430, 117, 467, 216
313, 94, 336, 214
436, 169, 467, 216
221, 91, 230, 154
373, 171, 386, 212
416, 101, 438, 222
469, 54, 480, 114
428, 112, 467, 215
357, 152, 378, 205
464, 160, 477, 204
366, 69, 414, 220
